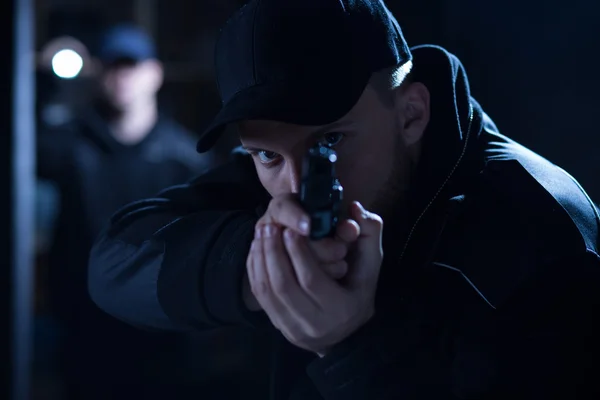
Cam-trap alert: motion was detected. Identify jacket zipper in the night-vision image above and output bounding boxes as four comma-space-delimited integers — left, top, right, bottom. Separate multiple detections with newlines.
397, 104, 474, 264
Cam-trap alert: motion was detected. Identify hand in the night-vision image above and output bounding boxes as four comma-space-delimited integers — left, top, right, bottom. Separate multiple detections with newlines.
247, 201, 383, 354
243, 194, 360, 311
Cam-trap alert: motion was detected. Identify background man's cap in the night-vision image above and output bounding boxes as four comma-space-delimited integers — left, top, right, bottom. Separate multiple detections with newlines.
96, 24, 156, 64
196, 0, 412, 153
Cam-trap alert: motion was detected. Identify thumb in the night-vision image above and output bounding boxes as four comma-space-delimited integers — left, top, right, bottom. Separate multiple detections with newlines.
347, 201, 384, 287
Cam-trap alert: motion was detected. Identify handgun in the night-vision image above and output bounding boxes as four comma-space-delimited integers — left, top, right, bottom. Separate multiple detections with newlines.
299, 143, 343, 240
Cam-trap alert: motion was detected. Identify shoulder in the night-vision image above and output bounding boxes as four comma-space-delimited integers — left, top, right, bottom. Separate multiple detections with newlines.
432, 137, 600, 310
480, 138, 599, 255
470, 113, 598, 251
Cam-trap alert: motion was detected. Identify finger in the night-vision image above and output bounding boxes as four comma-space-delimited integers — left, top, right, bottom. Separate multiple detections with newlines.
266, 194, 311, 236
321, 260, 348, 280
351, 202, 384, 244
248, 228, 286, 329
261, 224, 317, 313
335, 218, 360, 244
306, 218, 360, 265
246, 241, 256, 284
243, 241, 262, 312
283, 229, 339, 305
309, 237, 347, 263
308, 218, 360, 265
347, 201, 384, 288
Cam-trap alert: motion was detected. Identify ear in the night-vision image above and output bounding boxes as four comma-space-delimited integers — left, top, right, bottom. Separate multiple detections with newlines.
392, 82, 430, 146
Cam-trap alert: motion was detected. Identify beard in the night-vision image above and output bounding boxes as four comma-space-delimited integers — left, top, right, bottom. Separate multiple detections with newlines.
368, 135, 414, 224
365, 132, 419, 264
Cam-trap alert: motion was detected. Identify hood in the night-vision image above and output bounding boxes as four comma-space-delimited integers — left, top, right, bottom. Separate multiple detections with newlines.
379, 45, 489, 286
404, 45, 486, 216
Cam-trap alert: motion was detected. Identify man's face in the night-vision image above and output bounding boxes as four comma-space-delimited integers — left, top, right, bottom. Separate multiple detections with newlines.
100, 59, 163, 110
238, 83, 429, 220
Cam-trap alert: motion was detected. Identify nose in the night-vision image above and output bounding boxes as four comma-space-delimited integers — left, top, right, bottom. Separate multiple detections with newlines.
286, 157, 303, 194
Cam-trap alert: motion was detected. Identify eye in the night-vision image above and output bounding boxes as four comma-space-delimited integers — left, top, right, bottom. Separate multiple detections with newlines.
319, 131, 345, 147
256, 150, 281, 164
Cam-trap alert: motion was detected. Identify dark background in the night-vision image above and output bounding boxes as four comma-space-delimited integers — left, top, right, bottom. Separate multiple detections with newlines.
4, 0, 600, 399
35, 0, 600, 203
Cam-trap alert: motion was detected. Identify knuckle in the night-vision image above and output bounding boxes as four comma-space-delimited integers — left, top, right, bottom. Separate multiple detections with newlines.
321, 262, 333, 274
249, 242, 261, 259
303, 324, 320, 340
270, 276, 290, 295
262, 235, 277, 251
299, 270, 317, 291
273, 196, 286, 211
266, 229, 284, 251
321, 237, 340, 248
363, 212, 384, 231
273, 199, 283, 213
254, 222, 265, 233
335, 264, 348, 279
287, 230, 302, 248
281, 329, 300, 345
322, 262, 342, 278
318, 241, 346, 262
265, 199, 280, 218
251, 280, 270, 297
333, 241, 349, 258
267, 195, 303, 227
336, 261, 349, 276
310, 242, 327, 260
370, 213, 384, 227
308, 239, 323, 252
257, 209, 272, 226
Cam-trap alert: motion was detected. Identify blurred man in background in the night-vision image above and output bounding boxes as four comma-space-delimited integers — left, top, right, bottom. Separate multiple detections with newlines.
37, 24, 218, 399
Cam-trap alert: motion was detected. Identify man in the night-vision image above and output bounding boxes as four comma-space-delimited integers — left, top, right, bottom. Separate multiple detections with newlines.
38, 24, 217, 399
89, 2, 600, 399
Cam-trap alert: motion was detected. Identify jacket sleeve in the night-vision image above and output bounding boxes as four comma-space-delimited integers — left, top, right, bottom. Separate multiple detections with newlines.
305, 251, 600, 400
88, 154, 271, 331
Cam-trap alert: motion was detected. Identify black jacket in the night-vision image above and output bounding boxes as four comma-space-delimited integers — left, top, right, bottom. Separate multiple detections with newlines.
39, 109, 214, 322
88, 45, 600, 399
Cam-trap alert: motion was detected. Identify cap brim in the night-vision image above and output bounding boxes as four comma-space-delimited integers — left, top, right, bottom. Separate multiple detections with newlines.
196, 70, 371, 153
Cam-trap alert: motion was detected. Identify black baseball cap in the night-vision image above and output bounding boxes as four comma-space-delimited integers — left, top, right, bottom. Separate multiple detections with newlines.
196, 0, 412, 153
96, 24, 156, 64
